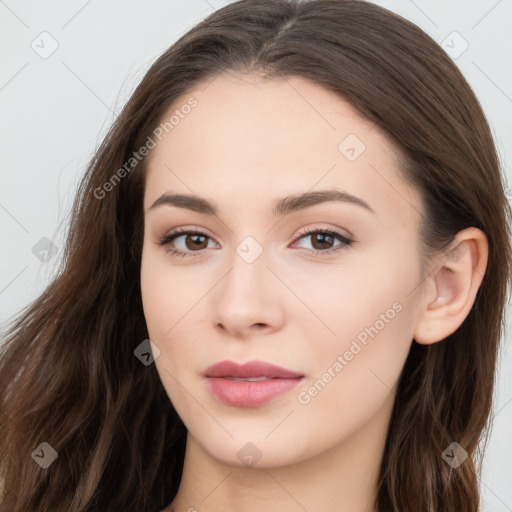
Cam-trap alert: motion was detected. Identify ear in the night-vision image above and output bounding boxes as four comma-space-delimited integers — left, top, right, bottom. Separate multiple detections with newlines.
413, 227, 488, 345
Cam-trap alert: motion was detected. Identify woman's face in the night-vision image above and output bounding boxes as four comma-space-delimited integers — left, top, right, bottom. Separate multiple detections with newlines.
140, 73, 425, 469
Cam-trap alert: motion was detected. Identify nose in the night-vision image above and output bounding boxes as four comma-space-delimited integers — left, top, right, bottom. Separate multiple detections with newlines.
212, 249, 285, 338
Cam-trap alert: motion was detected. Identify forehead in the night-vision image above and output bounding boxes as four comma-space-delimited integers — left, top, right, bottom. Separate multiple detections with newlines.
143, 73, 421, 225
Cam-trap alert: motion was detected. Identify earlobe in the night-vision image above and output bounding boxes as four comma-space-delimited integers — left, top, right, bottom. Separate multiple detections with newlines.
413, 227, 488, 345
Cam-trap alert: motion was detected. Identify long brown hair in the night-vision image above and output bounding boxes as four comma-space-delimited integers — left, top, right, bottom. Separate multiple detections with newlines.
1, 1, 510, 510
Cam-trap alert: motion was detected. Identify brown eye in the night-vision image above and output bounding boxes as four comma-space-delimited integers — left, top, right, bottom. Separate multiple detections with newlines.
293, 228, 354, 256
183, 233, 209, 251
310, 232, 336, 250
157, 228, 217, 257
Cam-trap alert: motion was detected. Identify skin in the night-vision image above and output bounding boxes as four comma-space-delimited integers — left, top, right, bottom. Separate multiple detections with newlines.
140, 72, 488, 512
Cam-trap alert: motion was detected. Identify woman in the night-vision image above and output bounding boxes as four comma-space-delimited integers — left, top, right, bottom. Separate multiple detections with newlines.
1, 0, 510, 511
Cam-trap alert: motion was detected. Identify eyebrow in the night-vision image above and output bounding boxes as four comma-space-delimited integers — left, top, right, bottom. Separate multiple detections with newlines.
148, 189, 375, 216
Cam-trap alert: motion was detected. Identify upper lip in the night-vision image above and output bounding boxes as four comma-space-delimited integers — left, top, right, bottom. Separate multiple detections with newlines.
203, 360, 304, 379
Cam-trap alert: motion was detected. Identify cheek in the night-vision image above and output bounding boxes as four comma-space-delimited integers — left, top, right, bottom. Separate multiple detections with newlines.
140, 243, 199, 341
293, 301, 414, 450
288, 247, 419, 350
293, 245, 419, 409
140, 257, 170, 341
140, 245, 208, 382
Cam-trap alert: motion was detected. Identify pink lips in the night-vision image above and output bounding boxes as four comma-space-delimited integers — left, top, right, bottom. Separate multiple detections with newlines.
203, 360, 304, 408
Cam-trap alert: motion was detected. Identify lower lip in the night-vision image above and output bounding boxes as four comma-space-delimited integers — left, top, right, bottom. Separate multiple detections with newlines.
205, 377, 304, 407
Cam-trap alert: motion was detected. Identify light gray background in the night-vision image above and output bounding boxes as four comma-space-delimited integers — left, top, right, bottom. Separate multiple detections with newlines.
1, 1, 511, 510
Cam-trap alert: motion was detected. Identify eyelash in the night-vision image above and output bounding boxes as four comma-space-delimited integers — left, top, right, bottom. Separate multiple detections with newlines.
157, 226, 354, 258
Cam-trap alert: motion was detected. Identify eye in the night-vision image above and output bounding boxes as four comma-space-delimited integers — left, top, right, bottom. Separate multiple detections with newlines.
291, 226, 354, 256
157, 227, 217, 258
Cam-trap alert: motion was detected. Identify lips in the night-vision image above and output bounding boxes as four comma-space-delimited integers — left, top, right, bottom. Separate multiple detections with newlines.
203, 359, 304, 379
203, 360, 305, 407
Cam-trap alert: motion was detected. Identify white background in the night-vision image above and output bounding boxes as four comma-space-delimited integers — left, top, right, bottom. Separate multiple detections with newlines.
1, 1, 511, 510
